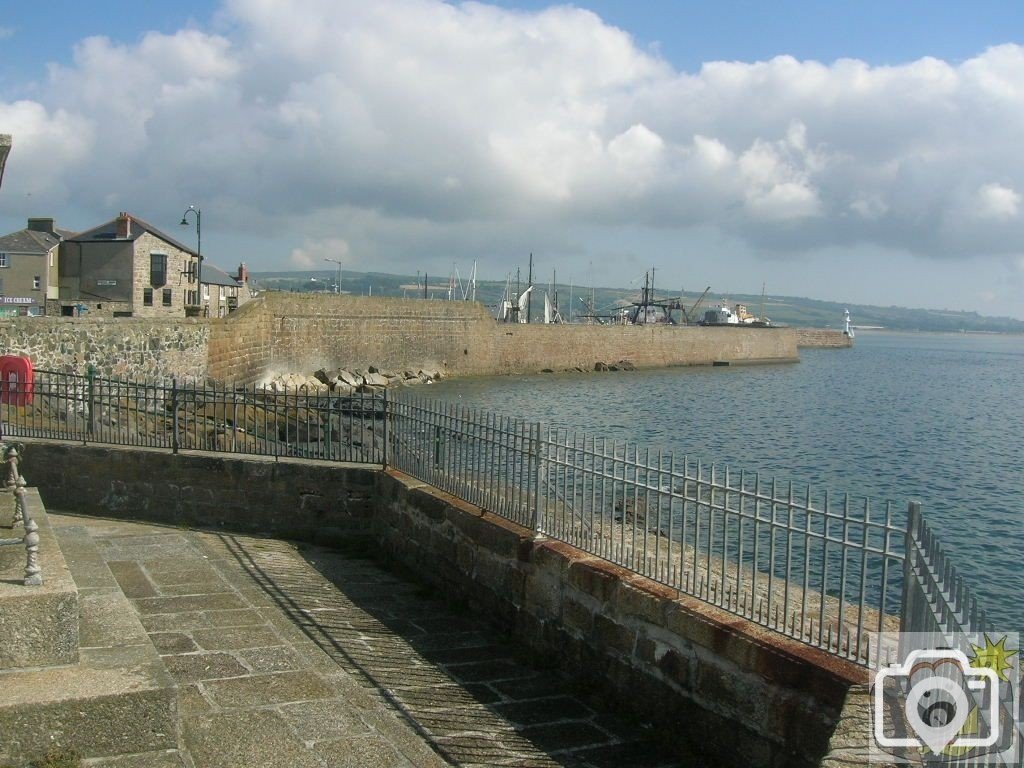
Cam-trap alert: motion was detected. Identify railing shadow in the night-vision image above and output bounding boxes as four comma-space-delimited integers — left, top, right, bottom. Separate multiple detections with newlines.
217, 532, 683, 768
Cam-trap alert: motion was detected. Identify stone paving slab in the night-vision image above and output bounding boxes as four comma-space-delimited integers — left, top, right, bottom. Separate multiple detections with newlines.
49, 513, 686, 768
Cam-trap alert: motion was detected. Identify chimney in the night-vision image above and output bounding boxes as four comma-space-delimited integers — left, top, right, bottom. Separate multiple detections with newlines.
116, 212, 131, 239
27, 217, 56, 234
237, 263, 249, 283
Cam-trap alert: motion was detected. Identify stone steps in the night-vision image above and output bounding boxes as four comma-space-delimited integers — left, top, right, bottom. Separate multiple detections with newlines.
0, 504, 178, 766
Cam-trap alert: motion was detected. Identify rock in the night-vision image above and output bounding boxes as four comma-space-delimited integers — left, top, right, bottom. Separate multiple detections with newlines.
420, 369, 441, 381
313, 368, 331, 385
368, 365, 380, 374
618, 360, 636, 371
540, 368, 554, 373
608, 365, 620, 372
363, 372, 388, 387
337, 370, 361, 387
403, 370, 418, 380
594, 362, 608, 371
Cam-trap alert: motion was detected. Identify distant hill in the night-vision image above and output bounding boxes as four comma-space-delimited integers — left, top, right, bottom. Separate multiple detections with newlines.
251, 269, 1024, 334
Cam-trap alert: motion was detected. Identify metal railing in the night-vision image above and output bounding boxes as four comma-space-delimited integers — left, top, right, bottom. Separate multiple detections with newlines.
388, 401, 907, 664
0, 370, 1007, 673
3, 369, 386, 463
0, 443, 41, 586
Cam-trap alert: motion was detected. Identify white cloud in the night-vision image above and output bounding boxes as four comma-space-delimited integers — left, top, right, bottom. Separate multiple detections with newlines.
290, 238, 350, 268
0, 1, 1022, 268
975, 183, 1020, 220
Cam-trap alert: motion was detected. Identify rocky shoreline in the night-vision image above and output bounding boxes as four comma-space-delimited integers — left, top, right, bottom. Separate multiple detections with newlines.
260, 366, 444, 395
261, 359, 640, 393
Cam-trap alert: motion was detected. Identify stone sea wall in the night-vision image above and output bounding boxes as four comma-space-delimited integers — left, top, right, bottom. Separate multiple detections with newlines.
0, 317, 210, 382
207, 293, 811, 384
0, 293, 850, 385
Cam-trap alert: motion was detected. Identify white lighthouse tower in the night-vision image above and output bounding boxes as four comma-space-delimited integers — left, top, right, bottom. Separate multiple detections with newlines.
843, 309, 855, 338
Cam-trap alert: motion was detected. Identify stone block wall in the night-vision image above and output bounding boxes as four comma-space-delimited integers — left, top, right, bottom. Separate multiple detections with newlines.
23, 443, 377, 545
207, 293, 804, 383
0, 317, 209, 382
206, 299, 273, 384
793, 328, 853, 348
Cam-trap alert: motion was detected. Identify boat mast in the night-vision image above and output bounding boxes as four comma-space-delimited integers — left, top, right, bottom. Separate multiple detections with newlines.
526, 253, 534, 324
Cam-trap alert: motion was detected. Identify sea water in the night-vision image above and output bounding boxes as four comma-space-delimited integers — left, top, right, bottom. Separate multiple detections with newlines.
425, 331, 1024, 629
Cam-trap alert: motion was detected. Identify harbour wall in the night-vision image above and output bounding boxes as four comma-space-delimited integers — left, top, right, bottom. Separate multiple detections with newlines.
0, 293, 850, 384
207, 293, 819, 384
23, 441, 866, 768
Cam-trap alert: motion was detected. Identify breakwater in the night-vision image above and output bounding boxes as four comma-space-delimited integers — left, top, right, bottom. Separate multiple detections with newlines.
0, 293, 850, 385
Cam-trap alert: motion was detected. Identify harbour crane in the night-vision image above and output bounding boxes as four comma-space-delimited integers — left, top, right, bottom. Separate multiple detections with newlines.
684, 286, 711, 325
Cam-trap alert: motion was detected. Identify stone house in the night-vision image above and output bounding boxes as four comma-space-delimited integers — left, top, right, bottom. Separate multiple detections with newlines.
0, 218, 76, 316
201, 262, 254, 318
58, 212, 201, 318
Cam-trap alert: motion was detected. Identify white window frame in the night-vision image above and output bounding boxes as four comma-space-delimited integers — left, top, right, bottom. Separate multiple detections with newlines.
32, 275, 41, 290
0, 252, 7, 268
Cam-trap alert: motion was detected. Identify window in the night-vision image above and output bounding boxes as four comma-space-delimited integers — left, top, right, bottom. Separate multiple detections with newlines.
33, 276, 41, 290
143, 288, 153, 306
162, 288, 172, 307
150, 253, 168, 287
0, 252, 7, 268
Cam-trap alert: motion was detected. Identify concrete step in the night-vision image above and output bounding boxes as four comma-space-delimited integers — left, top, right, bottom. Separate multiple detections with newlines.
0, 514, 178, 766
0, 491, 78, 670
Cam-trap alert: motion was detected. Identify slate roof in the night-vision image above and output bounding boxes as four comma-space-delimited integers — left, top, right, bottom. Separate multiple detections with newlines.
201, 262, 241, 288
68, 214, 199, 258
0, 228, 62, 254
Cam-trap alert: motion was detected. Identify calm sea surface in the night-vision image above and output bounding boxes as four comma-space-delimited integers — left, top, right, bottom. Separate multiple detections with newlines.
425, 331, 1024, 628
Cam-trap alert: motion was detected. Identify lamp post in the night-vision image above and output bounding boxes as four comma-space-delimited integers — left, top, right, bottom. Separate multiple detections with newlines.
179, 205, 202, 309
324, 257, 342, 295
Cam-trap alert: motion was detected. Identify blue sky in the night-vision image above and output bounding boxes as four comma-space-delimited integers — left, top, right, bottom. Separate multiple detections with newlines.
2, 1, 1024, 318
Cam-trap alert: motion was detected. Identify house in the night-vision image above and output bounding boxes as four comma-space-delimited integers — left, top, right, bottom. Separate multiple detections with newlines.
201, 262, 254, 318
0, 218, 76, 316
58, 212, 201, 317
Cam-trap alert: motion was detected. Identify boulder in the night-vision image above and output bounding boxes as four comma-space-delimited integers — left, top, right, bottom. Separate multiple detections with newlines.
337, 370, 361, 387
363, 372, 388, 387
618, 360, 636, 371
594, 361, 609, 371
313, 368, 332, 385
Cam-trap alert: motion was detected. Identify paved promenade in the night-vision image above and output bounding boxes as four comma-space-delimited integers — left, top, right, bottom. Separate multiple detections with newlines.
51, 513, 686, 768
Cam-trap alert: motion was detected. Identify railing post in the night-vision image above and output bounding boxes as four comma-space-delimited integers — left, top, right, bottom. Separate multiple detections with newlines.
171, 378, 179, 454
381, 388, 389, 469
530, 421, 544, 536
86, 364, 95, 441
899, 501, 922, 634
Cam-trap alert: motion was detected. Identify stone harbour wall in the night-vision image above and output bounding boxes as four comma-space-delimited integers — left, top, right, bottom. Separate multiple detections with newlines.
794, 328, 853, 348
0, 293, 850, 386
22, 441, 866, 767
0, 317, 210, 382
207, 293, 810, 384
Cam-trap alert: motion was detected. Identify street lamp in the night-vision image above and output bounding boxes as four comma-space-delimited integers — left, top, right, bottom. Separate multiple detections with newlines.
179, 205, 202, 308
324, 257, 342, 294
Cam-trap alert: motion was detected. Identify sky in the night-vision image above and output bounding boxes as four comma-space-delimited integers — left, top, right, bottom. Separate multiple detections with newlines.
2, 1, 1024, 318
